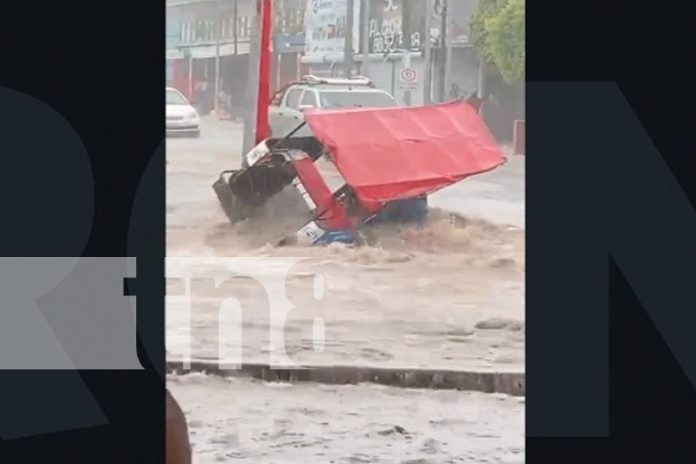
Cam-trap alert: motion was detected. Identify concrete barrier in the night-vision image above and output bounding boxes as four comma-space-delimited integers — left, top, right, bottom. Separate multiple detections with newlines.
166, 359, 525, 397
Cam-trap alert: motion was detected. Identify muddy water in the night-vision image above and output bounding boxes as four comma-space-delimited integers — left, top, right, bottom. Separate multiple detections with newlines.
166, 121, 525, 462
167, 203, 524, 371
169, 373, 525, 464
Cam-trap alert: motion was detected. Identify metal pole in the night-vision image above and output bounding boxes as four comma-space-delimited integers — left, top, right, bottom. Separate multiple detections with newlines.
188, 54, 194, 100
296, 52, 301, 80
423, 0, 432, 103
402, 52, 412, 106
243, 5, 261, 154
390, 60, 396, 96
444, 29, 453, 100
438, 0, 448, 102
360, 0, 370, 75
214, 0, 222, 115
255, 0, 273, 143
477, 53, 485, 98
277, 53, 282, 90
344, 0, 356, 76
233, 0, 238, 55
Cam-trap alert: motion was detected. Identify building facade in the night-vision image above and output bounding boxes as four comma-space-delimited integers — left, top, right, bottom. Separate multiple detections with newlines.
166, 0, 520, 141
301, 0, 482, 106
166, 0, 484, 108
166, 0, 307, 115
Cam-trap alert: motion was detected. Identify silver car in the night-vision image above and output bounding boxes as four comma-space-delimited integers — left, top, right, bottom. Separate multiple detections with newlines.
268, 76, 397, 138
166, 87, 200, 137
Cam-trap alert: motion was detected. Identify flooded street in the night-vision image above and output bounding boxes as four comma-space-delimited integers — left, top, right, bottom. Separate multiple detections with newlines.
169, 373, 525, 464
167, 118, 525, 371
166, 117, 525, 461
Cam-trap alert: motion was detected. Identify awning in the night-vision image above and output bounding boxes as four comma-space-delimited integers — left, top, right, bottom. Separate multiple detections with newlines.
300, 53, 344, 65
166, 49, 184, 60
303, 51, 422, 64
171, 41, 251, 60
303, 101, 505, 205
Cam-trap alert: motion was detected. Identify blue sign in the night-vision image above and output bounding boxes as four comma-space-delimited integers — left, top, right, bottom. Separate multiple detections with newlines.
274, 33, 306, 53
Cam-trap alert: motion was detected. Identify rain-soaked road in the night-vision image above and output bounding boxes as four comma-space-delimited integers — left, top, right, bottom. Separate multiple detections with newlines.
166, 116, 525, 462
169, 373, 525, 464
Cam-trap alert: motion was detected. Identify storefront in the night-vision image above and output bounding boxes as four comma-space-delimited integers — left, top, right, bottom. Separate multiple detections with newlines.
274, 33, 305, 89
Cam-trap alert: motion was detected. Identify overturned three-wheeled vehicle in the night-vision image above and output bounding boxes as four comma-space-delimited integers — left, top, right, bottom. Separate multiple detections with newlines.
213, 100, 505, 246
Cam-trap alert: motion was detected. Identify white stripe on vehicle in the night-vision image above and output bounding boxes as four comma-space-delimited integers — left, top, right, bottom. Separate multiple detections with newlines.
245, 140, 270, 167
292, 177, 317, 211
296, 221, 324, 246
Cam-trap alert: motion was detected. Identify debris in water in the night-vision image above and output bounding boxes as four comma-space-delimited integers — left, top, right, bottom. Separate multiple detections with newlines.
475, 318, 525, 332
378, 425, 409, 436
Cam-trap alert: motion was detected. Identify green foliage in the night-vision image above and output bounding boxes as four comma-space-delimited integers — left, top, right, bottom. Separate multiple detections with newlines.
470, 0, 525, 83
470, 0, 506, 63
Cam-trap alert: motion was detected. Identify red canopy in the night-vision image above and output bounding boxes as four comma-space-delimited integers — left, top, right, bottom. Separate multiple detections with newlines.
304, 100, 505, 205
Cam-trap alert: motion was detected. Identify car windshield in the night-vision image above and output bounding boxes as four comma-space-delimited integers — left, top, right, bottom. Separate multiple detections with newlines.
166, 90, 188, 105
319, 91, 396, 109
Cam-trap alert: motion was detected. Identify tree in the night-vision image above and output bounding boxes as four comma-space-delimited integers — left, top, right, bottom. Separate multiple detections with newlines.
470, 0, 525, 83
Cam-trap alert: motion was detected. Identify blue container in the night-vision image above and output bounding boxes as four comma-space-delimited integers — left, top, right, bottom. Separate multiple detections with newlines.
313, 230, 359, 246
373, 197, 429, 225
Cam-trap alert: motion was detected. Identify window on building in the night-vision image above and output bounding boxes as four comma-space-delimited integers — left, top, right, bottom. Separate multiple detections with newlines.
206, 20, 214, 41
180, 22, 190, 44
222, 17, 232, 39
238, 17, 249, 39
194, 21, 203, 42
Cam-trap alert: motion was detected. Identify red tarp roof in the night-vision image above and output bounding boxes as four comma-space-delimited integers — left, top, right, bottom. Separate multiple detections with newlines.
304, 100, 506, 204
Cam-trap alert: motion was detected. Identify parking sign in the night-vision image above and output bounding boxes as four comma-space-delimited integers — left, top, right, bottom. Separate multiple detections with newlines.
399, 66, 419, 91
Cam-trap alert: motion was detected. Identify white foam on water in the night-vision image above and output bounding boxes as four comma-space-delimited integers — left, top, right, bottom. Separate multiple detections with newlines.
168, 373, 525, 464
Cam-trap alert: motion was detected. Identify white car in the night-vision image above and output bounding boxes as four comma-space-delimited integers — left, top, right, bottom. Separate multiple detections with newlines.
166, 87, 200, 137
269, 75, 397, 138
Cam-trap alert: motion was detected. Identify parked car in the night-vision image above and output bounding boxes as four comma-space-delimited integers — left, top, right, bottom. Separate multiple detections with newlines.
269, 75, 397, 138
166, 87, 200, 137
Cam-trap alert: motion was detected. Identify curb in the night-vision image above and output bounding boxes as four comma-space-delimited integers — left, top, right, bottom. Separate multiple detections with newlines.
167, 360, 525, 397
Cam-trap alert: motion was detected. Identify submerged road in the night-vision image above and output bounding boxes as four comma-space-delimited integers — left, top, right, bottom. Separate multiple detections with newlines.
167, 117, 525, 374
169, 373, 525, 464
166, 116, 525, 462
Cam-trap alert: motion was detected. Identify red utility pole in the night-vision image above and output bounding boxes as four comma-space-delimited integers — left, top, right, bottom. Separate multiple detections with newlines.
255, 0, 273, 144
